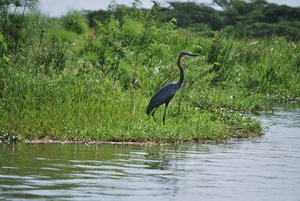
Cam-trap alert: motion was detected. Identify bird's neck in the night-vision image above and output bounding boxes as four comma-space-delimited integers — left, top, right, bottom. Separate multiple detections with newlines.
177, 56, 184, 88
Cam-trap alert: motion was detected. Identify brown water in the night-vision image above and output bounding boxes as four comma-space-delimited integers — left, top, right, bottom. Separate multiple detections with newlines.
1, 104, 299, 201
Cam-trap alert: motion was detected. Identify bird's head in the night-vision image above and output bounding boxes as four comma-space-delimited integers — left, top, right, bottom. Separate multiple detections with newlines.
177, 52, 199, 68
180, 52, 199, 57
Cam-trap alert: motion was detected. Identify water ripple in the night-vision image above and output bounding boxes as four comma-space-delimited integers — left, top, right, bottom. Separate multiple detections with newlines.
1, 105, 300, 201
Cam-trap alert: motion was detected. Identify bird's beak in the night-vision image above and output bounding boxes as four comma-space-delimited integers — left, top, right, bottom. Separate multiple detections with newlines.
186, 53, 199, 57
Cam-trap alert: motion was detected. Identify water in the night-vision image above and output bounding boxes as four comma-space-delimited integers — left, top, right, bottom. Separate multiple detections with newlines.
1, 104, 300, 201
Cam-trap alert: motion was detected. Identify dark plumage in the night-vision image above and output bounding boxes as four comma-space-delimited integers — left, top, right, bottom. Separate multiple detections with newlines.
146, 52, 199, 125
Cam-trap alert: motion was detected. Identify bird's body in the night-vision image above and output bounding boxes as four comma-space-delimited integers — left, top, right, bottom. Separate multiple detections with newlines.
146, 52, 199, 125
146, 81, 179, 114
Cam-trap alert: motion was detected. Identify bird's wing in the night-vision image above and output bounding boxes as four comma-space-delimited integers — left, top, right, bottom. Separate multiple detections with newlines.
147, 82, 178, 112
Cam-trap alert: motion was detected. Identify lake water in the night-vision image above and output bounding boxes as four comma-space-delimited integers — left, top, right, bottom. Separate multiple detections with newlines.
1, 104, 299, 201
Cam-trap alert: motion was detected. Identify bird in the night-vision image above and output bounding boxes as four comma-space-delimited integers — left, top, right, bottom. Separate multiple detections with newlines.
146, 52, 199, 125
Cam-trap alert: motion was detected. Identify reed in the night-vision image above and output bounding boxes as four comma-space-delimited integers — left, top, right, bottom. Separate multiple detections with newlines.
0, 8, 299, 143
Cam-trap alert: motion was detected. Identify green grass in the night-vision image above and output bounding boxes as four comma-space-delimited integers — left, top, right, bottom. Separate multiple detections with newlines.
0, 8, 299, 143
0, 64, 264, 143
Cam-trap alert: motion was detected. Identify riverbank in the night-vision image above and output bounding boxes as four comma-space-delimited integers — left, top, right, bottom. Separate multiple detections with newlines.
2, 104, 299, 200
1, 133, 266, 145
0, 9, 299, 143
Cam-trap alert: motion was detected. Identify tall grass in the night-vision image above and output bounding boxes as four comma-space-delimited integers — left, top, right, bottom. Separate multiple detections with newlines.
0, 1, 299, 143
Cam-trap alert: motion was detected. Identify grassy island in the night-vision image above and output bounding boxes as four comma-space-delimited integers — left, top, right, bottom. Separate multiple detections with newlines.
0, 1, 299, 144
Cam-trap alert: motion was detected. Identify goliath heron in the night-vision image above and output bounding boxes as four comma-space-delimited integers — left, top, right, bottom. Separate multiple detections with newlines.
146, 52, 199, 125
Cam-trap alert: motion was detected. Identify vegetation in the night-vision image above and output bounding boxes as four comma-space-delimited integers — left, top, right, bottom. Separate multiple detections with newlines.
0, 0, 299, 144
88, 0, 300, 40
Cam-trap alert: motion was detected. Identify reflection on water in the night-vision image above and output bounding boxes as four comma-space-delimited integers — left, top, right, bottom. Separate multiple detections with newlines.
1, 104, 300, 201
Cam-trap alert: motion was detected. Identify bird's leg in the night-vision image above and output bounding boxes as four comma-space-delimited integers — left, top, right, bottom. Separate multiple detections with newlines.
163, 102, 169, 125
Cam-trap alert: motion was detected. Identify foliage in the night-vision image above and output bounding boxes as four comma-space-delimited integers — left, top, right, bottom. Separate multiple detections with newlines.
0, 0, 299, 143
87, 0, 300, 41
0, 0, 39, 52
61, 10, 89, 34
